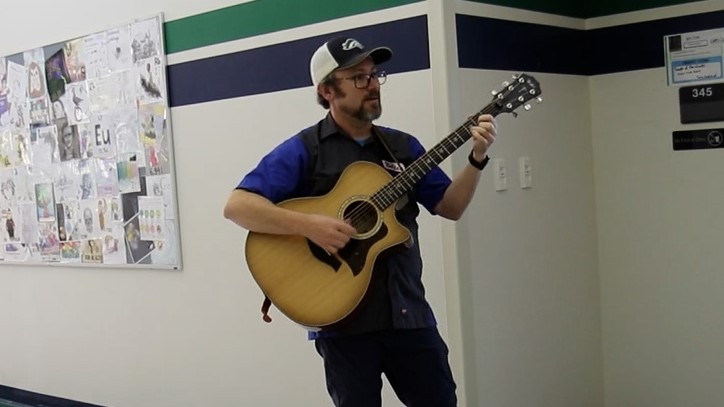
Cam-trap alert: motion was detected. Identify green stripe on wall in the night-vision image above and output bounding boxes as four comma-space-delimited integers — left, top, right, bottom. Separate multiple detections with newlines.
467, 0, 584, 18
164, 0, 422, 54
584, 0, 703, 18
465, 0, 703, 18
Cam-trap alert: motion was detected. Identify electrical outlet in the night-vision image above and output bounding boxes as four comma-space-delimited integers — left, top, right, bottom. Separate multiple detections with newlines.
519, 156, 532, 189
494, 158, 507, 191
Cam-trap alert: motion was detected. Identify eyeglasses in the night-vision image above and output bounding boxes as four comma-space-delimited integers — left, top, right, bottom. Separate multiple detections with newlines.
338, 71, 387, 89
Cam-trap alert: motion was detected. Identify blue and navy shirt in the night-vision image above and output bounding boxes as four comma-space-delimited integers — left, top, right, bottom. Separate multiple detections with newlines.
237, 114, 452, 338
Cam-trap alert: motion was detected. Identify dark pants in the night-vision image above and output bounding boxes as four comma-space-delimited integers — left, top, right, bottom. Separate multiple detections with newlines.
314, 327, 457, 407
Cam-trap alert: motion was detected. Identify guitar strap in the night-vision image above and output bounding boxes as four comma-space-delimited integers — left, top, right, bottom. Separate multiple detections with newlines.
372, 126, 402, 170
372, 126, 415, 248
371, 126, 409, 210
261, 297, 272, 323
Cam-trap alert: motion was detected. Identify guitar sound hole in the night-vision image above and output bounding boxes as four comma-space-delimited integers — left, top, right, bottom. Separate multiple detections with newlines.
343, 200, 378, 235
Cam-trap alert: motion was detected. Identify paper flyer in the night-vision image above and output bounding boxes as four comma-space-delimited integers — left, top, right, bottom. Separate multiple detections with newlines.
95, 158, 119, 197
63, 81, 90, 125
138, 103, 169, 175
45, 49, 69, 102
90, 113, 116, 158
60, 241, 81, 263
137, 56, 163, 105
6, 62, 28, 104
64, 39, 86, 83
131, 18, 161, 63
665, 28, 724, 85
145, 173, 174, 219
35, 182, 56, 222
117, 152, 140, 193
81, 238, 102, 263
58, 121, 81, 161
106, 25, 132, 73
137, 196, 164, 241
38, 222, 61, 262
83, 32, 109, 79
101, 224, 126, 264
78, 158, 96, 200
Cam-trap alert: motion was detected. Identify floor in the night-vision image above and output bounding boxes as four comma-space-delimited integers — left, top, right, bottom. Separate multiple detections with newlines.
0, 400, 32, 407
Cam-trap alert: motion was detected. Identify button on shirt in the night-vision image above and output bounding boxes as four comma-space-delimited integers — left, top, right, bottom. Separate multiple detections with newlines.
237, 115, 452, 338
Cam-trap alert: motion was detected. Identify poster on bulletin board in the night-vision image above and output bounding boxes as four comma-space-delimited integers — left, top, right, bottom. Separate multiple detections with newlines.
0, 14, 182, 269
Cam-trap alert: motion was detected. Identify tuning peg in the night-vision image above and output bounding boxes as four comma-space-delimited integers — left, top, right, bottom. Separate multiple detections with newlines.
536, 97, 543, 103
502, 81, 510, 87
524, 104, 532, 111
491, 90, 498, 96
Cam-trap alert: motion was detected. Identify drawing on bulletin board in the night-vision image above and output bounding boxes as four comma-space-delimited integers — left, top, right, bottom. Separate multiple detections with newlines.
0, 14, 182, 269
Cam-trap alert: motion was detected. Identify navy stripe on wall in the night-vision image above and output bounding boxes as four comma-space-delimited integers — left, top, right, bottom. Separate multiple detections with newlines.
168, 16, 429, 107
456, 15, 586, 75
588, 9, 724, 75
458, 10, 724, 76
0, 385, 103, 407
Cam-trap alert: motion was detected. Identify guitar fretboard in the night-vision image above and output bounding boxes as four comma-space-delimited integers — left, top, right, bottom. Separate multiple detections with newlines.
371, 104, 502, 210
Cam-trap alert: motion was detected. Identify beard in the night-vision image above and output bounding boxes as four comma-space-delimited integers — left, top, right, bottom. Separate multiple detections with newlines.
344, 93, 382, 122
332, 85, 382, 122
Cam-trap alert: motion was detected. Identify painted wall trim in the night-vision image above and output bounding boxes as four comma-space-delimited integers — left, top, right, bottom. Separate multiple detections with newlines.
457, 9, 724, 76
168, 16, 430, 107
462, 0, 704, 19
165, 7, 723, 107
164, 0, 423, 54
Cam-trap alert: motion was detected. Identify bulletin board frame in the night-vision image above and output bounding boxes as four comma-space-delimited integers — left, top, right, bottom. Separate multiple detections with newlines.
0, 13, 182, 269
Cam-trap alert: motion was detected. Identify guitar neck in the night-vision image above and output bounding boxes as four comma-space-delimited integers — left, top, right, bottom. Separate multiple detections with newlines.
371, 103, 503, 210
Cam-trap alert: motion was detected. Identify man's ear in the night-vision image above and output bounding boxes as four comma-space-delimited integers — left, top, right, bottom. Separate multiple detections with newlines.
318, 83, 334, 102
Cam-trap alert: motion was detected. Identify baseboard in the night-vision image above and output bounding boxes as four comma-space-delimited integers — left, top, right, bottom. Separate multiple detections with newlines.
0, 385, 105, 407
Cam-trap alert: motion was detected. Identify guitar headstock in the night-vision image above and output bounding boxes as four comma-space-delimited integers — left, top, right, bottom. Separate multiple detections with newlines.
490, 73, 543, 116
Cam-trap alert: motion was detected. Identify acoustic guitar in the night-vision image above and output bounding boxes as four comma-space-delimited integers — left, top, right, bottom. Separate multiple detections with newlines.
245, 74, 542, 329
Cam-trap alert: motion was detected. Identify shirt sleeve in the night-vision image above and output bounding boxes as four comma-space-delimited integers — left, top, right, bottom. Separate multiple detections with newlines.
236, 135, 309, 204
408, 136, 451, 214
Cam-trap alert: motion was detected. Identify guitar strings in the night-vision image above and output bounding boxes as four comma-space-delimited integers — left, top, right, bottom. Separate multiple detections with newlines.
343, 103, 500, 227
342, 104, 500, 231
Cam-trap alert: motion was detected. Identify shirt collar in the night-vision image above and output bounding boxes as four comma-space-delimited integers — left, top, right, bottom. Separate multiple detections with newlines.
319, 113, 340, 140
319, 113, 378, 142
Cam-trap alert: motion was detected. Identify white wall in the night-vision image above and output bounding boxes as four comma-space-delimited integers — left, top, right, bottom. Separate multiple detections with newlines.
447, 1, 604, 404
588, 2, 724, 405
457, 70, 604, 406
592, 68, 724, 407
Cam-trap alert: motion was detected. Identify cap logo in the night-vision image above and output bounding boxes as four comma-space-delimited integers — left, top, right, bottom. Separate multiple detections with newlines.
341, 39, 363, 51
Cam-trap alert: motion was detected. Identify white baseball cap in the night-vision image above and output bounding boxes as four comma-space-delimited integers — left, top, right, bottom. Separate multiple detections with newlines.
310, 37, 392, 86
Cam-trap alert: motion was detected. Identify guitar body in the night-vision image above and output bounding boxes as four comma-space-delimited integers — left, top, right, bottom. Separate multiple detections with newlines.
245, 161, 411, 329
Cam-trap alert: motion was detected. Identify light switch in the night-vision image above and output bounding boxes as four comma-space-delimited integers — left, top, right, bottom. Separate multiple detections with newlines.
519, 156, 532, 188
494, 158, 507, 191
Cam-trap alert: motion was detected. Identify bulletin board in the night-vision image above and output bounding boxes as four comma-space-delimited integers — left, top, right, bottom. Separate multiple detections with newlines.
0, 14, 182, 268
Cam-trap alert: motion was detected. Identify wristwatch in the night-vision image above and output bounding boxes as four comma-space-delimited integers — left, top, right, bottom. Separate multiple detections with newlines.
468, 151, 490, 171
